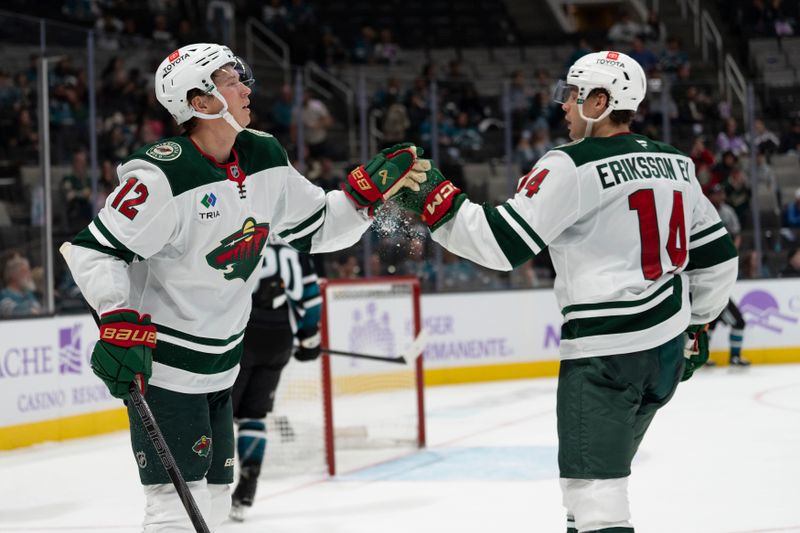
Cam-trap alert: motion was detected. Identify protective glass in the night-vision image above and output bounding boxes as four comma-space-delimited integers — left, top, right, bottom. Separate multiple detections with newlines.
552, 80, 577, 104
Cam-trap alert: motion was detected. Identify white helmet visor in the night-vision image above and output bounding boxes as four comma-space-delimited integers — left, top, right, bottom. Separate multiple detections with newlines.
552, 80, 578, 104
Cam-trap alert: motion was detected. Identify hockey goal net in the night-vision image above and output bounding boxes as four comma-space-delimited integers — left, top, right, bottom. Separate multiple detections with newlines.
263, 276, 426, 477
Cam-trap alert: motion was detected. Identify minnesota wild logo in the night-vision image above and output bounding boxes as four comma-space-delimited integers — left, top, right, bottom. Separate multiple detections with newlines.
206, 217, 269, 281
192, 435, 212, 457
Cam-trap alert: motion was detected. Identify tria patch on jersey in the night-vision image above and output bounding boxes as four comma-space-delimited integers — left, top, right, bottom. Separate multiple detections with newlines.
146, 141, 182, 161
205, 217, 270, 281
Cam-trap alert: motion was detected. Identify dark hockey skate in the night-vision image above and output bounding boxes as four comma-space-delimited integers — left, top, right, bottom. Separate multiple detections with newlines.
729, 356, 751, 367
230, 465, 261, 522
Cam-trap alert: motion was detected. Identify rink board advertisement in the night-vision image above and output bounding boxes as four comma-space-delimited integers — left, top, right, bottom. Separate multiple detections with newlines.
0, 315, 126, 448
3, 278, 800, 447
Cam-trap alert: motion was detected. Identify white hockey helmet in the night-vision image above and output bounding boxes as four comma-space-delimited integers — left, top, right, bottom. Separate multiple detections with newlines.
553, 51, 646, 135
154, 43, 254, 132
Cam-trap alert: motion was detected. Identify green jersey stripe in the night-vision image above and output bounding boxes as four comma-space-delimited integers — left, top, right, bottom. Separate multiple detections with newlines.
93, 216, 136, 257
155, 323, 246, 347
562, 277, 683, 340
288, 233, 314, 253
561, 276, 676, 316
279, 207, 325, 241
483, 205, 536, 268
686, 234, 738, 271
690, 221, 724, 241
502, 203, 546, 251
73, 226, 136, 263
154, 340, 242, 375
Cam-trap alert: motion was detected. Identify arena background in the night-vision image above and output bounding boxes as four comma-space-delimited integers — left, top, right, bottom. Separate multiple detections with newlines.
1, 0, 800, 448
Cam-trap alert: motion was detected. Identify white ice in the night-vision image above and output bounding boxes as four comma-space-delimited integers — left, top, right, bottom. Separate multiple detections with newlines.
1, 364, 799, 533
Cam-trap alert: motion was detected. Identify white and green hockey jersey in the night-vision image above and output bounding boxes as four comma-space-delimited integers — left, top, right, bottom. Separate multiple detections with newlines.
432, 133, 738, 359
61, 130, 371, 393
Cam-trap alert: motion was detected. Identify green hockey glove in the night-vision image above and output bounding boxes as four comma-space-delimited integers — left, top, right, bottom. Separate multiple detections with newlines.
343, 143, 430, 215
92, 309, 156, 399
393, 166, 467, 231
293, 328, 321, 362
681, 324, 709, 382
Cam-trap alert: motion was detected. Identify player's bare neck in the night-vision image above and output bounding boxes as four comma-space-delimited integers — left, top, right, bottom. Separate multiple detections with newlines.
190, 126, 236, 164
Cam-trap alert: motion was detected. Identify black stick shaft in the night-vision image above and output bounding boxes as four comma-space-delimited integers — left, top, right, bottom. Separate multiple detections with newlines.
128, 383, 211, 533
322, 348, 406, 364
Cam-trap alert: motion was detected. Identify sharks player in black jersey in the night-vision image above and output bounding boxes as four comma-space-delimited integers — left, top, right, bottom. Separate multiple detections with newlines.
229, 236, 322, 521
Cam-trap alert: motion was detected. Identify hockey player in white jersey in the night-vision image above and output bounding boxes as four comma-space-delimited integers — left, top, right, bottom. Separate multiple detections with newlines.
59, 43, 428, 532
395, 51, 738, 532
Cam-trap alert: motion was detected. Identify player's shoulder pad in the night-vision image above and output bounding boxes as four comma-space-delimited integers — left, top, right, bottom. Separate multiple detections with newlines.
236, 128, 290, 175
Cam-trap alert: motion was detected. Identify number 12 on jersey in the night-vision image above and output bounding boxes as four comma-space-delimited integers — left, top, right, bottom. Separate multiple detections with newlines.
111, 177, 149, 220
628, 189, 687, 281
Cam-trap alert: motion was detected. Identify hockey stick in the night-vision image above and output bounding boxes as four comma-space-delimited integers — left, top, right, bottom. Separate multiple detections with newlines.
322, 329, 427, 365
87, 309, 209, 532
128, 379, 211, 533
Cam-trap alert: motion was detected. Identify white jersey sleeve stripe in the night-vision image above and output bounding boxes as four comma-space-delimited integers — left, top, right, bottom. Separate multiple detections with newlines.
88, 221, 114, 249
498, 204, 545, 254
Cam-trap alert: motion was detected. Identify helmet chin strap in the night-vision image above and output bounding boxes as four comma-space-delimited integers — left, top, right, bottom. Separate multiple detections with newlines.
190, 92, 244, 133
577, 103, 613, 139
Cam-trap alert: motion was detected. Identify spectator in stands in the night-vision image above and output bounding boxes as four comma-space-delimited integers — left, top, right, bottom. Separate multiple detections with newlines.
397, 237, 436, 290
8, 108, 38, 154
514, 131, 539, 174
450, 112, 483, 159
295, 90, 333, 159
314, 158, 339, 192
752, 118, 780, 158
318, 26, 347, 68
509, 70, 532, 127
690, 136, 716, 185
779, 117, 800, 154
152, 14, 175, 49
754, 151, 782, 216
441, 60, 474, 107
95, 12, 124, 50
0, 71, 19, 112
780, 247, 800, 277
332, 254, 360, 279
262, 0, 289, 34
95, 159, 118, 212
0, 254, 42, 317
628, 36, 659, 73
381, 94, 411, 149
270, 84, 294, 139
352, 25, 377, 64
607, 11, 647, 46
176, 19, 207, 47
710, 183, 742, 248
63, 149, 93, 228
659, 37, 689, 77
374, 28, 401, 65
120, 17, 146, 48
716, 117, 748, 156
740, 249, 772, 279
783, 188, 800, 228
709, 150, 738, 192
724, 165, 752, 225
373, 78, 403, 110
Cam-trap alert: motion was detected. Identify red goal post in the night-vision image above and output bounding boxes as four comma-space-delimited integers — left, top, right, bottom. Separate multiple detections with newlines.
320, 276, 426, 476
